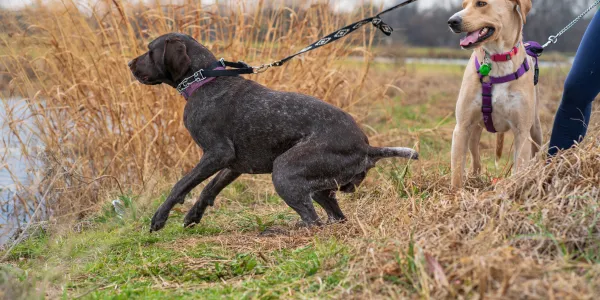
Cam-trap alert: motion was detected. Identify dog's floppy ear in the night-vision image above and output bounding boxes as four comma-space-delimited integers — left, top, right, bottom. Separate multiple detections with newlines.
512, 0, 532, 24
163, 38, 191, 82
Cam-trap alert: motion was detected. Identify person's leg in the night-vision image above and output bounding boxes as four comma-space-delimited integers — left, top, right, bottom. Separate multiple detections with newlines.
548, 12, 600, 156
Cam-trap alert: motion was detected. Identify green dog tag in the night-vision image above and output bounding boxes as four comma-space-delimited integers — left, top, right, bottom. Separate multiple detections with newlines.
480, 64, 491, 76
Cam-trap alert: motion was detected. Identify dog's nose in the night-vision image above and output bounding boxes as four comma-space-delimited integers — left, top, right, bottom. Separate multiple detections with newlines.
448, 16, 462, 31
128, 59, 136, 68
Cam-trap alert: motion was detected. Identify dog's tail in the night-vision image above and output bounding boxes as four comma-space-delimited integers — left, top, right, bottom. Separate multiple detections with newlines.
495, 133, 505, 166
368, 146, 419, 161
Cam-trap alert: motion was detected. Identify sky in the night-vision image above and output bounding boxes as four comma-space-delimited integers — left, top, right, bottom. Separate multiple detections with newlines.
0, 0, 440, 11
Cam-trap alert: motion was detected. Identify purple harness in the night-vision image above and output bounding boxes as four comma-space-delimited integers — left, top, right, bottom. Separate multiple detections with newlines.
475, 42, 541, 133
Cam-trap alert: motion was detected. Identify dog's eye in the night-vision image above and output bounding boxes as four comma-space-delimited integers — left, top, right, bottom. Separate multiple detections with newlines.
476, 1, 487, 7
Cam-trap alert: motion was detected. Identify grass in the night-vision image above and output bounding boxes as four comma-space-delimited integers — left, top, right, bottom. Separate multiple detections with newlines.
5, 136, 600, 298
5, 193, 354, 298
1, 0, 600, 298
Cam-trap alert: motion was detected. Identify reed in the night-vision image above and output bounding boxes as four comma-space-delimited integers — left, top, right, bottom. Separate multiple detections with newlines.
0, 0, 387, 224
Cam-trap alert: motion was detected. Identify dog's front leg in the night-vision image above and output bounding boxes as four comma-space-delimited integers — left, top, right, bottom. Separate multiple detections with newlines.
451, 124, 473, 189
150, 150, 234, 232
469, 125, 484, 176
183, 168, 241, 228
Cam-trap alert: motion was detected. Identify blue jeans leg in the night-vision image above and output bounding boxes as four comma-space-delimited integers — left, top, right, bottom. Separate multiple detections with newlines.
548, 12, 600, 156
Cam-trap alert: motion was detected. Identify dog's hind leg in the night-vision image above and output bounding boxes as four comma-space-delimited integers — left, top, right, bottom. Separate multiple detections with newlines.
339, 172, 366, 193
312, 190, 346, 223
183, 169, 241, 228
272, 171, 322, 227
531, 115, 543, 158
272, 141, 365, 226
468, 125, 483, 176
271, 145, 361, 227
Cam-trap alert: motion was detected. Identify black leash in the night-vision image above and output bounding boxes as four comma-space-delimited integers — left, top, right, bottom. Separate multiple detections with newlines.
177, 0, 418, 94
260, 0, 418, 71
210, 0, 417, 74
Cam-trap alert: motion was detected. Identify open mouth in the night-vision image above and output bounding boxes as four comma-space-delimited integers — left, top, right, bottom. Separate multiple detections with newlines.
460, 27, 495, 48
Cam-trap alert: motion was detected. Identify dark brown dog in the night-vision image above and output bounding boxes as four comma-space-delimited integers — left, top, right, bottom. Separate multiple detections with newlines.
129, 33, 418, 232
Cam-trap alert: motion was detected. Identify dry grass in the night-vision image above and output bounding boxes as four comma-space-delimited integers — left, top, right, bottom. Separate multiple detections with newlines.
0, 0, 385, 222
1, 0, 599, 299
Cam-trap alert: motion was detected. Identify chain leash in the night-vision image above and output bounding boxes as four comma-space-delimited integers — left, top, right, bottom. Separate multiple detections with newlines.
543, 0, 600, 48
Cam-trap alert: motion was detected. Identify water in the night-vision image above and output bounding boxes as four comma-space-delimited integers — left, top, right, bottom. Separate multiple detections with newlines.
0, 97, 43, 245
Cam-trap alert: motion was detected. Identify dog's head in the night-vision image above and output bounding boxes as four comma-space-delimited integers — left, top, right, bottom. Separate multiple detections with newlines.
128, 33, 217, 87
448, 0, 532, 50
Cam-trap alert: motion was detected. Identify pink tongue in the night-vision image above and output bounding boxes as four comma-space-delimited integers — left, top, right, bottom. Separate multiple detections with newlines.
460, 31, 479, 47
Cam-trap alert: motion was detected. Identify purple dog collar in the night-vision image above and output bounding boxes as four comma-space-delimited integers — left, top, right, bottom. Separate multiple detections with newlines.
180, 67, 225, 100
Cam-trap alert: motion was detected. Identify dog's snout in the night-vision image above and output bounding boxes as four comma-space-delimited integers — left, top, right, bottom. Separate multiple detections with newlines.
448, 15, 462, 32
128, 58, 136, 68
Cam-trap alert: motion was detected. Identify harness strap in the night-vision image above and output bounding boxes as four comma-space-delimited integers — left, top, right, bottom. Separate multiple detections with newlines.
525, 41, 543, 85
475, 57, 530, 84
201, 68, 254, 77
474, 41, 542, 133
481, 82, 496, 133
475, 55, 532, 133
203, 59, 254, 77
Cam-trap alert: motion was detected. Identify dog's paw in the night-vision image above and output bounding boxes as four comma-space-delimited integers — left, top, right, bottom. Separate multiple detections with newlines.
327, 216, 347, 224
182, 218, 199, 229
183, 222, 197, 229
150, 210, 168, 232
295, 219, 323, 228
183, 210, 203, 229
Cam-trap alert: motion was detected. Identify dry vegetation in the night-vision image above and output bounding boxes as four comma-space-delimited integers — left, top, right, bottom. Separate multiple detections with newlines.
0, 0, 599, 299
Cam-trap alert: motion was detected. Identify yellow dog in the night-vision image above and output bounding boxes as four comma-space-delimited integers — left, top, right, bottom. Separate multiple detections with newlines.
447, 0, 542, 188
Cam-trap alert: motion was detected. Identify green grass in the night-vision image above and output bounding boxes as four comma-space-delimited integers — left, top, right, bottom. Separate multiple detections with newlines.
2, 190, 355, 299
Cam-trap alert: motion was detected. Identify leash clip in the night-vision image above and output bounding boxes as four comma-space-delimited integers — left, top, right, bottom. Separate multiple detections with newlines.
193, 69, 206, 82
543, 35, 558, 48
253, 63, 273, 74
